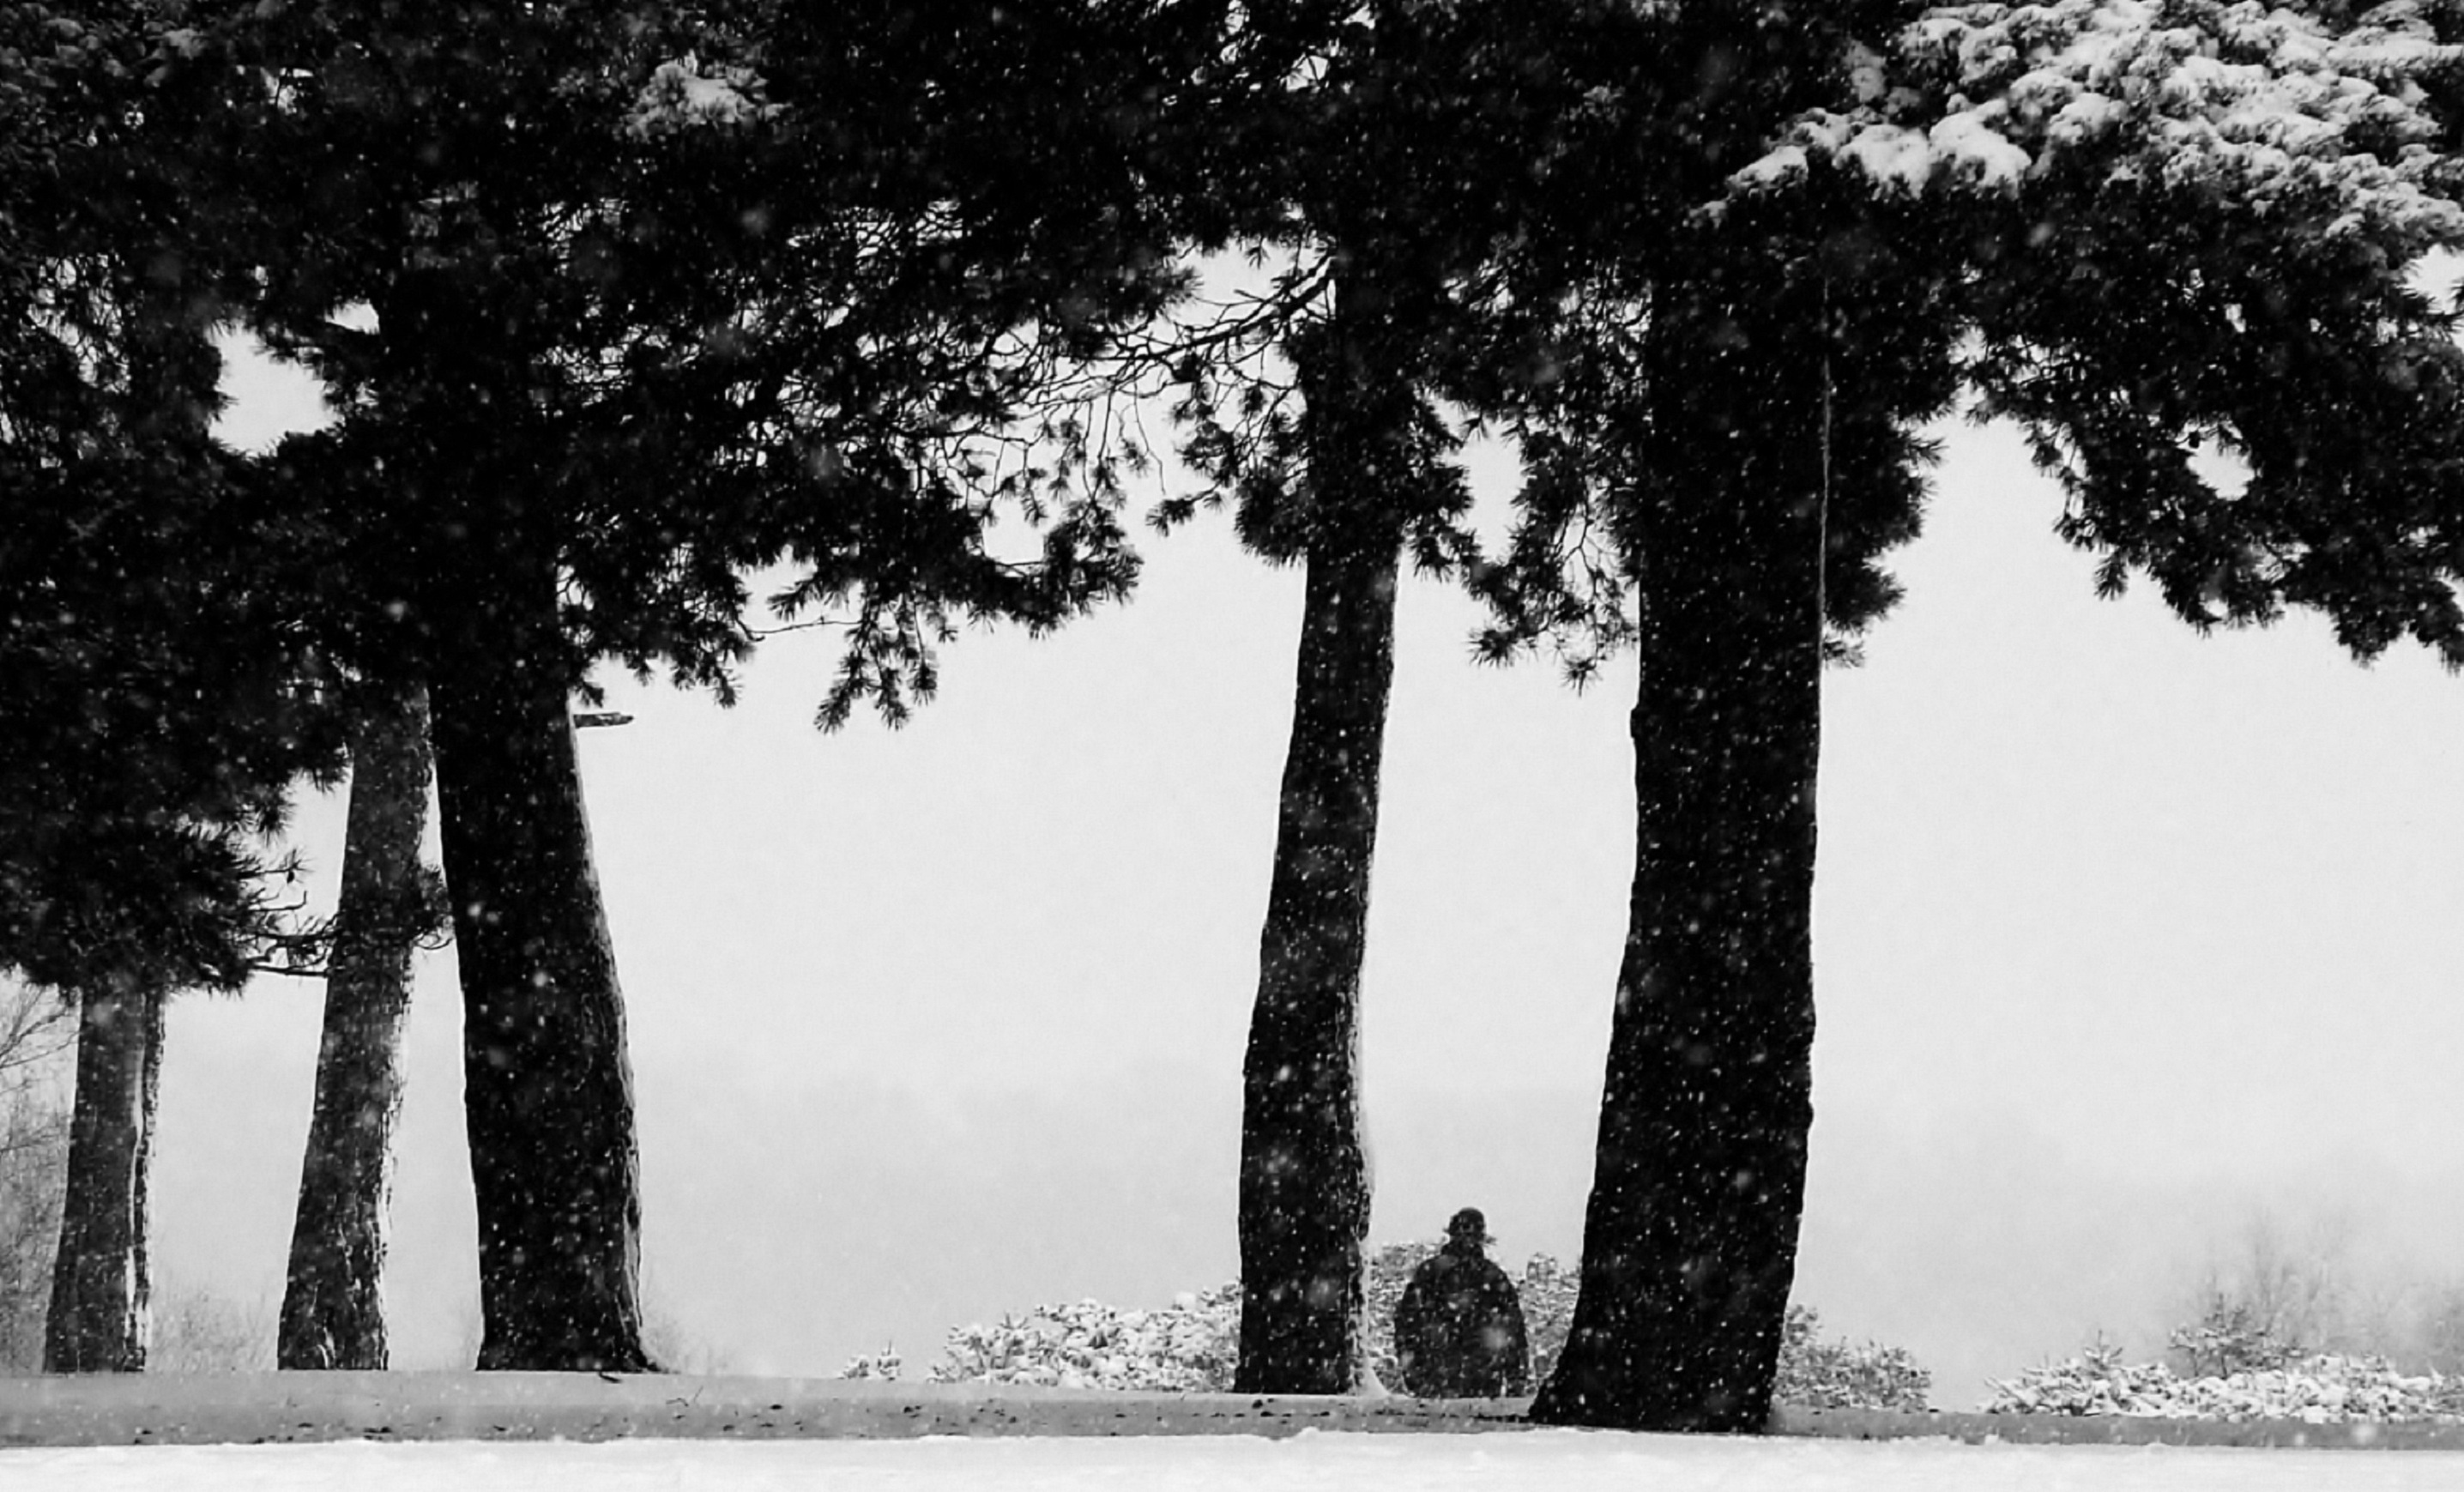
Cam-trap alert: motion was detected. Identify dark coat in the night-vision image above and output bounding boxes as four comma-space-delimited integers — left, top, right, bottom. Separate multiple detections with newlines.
1392, 1242, 1531, 1397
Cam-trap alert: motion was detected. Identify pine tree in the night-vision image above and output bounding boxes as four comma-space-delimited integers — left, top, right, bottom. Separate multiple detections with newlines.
1502, 221, 1959, 1432
1471, 1, 2464, 1431
1, 3, 347, 1372
1162, 1, 1584, 1392
188, 0, 1229, 1368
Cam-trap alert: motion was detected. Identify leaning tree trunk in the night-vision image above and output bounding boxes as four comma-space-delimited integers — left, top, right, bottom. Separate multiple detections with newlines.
1531, 276, 1828, 1432
429, 559, 650, 1372
44, 976, 165, 1372
277, 684, 434, 1369
1235, 278, 1414, 1395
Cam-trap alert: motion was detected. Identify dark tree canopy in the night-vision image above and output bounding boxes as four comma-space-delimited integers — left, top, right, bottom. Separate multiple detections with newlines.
129, 0, 1245, 1370
1, 2, 343, 996
1460, 0, 2464, 1434
16, 0, 2464, 1410
200, 0, 1232, 721
1160, 1, 1642, 1394
7, 0, 1259, 1373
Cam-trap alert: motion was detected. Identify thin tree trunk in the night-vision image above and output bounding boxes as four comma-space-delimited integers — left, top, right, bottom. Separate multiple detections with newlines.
1235, 280, 1407, 1395
277, 683, 433, 1369
43, 976, 163, 1372
1532, 278, 1827, 1432
429, 563, 650, 1372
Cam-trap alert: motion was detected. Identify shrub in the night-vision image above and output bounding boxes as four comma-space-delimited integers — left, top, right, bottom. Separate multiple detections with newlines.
842, 1284, 1240, 1392
1774, 1304, 1933, 1412
846, 1245, 1930, 1411
1987, 1339, 2464, 1423
2168, 1290, 2303, 1379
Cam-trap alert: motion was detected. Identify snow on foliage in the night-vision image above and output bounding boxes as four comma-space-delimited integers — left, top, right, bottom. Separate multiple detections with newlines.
1775, 1304, 1936, 1413
625, 54, 776, 137
839, 1285, 1241, 1392
1731, 2, 2464, 252
841, 1247, 1928, 1411
1988, 1340, 2464, 1422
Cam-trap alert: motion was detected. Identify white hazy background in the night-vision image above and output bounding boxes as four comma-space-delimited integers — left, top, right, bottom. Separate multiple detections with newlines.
144, 335, 2464, 1408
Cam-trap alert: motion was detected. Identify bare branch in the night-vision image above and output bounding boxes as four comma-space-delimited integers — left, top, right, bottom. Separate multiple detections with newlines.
0, 985, 71, 1078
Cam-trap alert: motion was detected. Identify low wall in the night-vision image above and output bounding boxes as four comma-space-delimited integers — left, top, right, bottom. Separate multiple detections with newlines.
4, 1374, 2461, 1450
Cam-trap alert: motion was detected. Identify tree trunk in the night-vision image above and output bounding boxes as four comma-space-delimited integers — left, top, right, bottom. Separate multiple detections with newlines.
277, 684, 433, 1369
43, 976, 163, 1372
428, 565, 651, 1372
1235, 281, 1408, 1395
1531, 278, 1827, 1432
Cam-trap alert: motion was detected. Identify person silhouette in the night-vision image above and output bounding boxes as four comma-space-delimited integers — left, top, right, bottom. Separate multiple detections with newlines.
1392, 1206, 1531, 1397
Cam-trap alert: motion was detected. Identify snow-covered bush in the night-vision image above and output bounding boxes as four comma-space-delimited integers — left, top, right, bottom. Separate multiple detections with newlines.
837, 1342, 902, 1381
2168, 1291, 2304, 1378
2165, 1221, 2352, 1376
1775, 1305, 1934, 1412
839, 1284, 1241, 1391
849, 1247, 1929, 1410
1987, 1340, 2464, 1423
1505, 1251, 1579, 1386
1989, 1223, 2464, 1422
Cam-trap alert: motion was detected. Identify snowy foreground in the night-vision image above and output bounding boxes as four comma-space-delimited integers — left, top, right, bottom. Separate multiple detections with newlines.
20, 1431, 2464, 1492
9, 1375, 2464, 1490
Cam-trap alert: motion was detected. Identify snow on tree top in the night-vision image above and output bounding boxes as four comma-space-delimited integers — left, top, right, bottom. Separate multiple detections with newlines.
1729, 1, 2464, 251
626, 54, 777, 138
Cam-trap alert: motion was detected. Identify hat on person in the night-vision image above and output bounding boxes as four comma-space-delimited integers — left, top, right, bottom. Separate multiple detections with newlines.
1445, 1207, 1491, 1244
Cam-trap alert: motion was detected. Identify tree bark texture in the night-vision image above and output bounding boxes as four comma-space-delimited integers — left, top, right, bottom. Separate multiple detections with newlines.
43, 978, 162, 1372
1235, 284, 1410, 1396
1531, 277, 1828, 1432
429, 564, 650, 1372
278, 683, 433, 1369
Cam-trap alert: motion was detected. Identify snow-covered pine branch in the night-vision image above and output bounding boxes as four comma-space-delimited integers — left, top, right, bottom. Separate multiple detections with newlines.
625, 53, 779, 138
1730, 1, 2464, 256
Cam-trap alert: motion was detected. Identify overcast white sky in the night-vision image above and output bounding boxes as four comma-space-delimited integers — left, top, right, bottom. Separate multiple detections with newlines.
147, 328, 2464, 1407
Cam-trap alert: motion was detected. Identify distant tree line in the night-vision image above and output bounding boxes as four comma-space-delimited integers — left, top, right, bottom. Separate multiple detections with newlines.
8, 0, 2464, 1434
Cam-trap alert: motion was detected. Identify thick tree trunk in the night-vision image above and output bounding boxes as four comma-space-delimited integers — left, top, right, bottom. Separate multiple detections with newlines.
277, 684, 433, 1369
43, 977, 163, 1372
1235, 280, 1410, 1395
1531, 280, 1827, 1432
428, 565, 650, 1372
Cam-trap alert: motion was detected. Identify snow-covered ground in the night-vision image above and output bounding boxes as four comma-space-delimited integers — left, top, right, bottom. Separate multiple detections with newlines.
13, 1374, 2464, 1488
19, 1432, 2464, 1491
